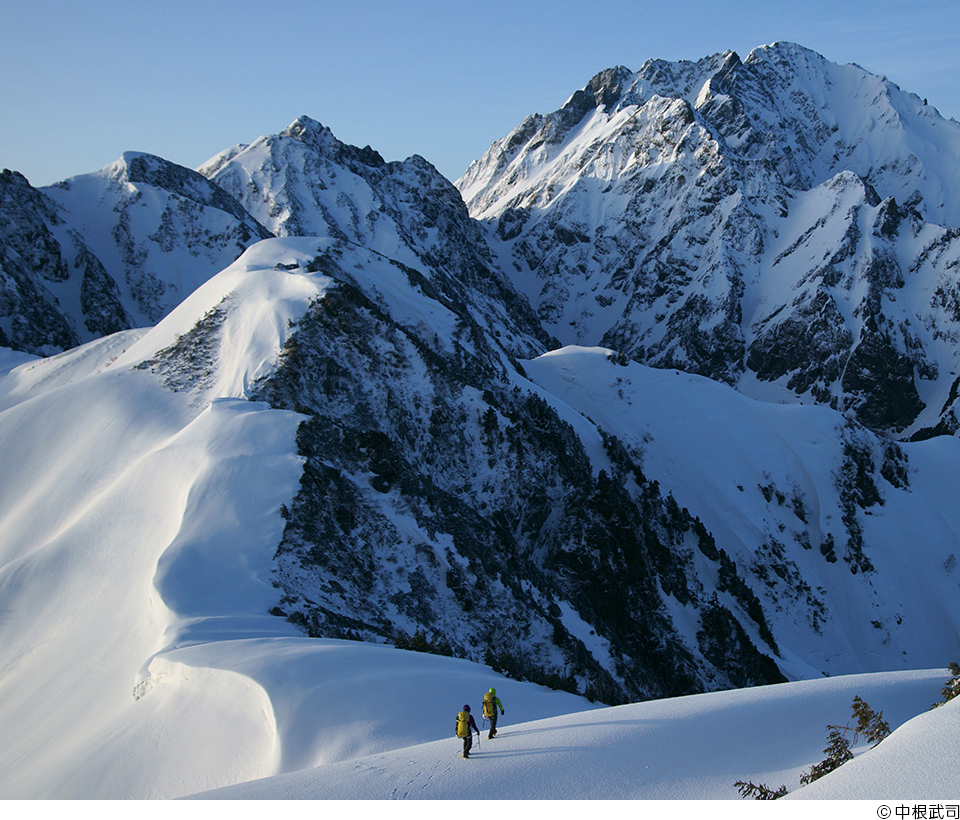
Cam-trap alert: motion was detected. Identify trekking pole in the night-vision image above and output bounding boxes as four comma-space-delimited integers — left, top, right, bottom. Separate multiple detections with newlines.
477, 730, 481, 750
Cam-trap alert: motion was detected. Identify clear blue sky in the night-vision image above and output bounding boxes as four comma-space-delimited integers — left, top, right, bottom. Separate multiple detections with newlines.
3, 0, 958, 187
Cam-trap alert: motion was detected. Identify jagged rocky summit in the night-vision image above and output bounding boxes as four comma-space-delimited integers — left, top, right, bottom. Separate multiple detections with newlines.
3, 42, 960, 707
457, 42, 960, 439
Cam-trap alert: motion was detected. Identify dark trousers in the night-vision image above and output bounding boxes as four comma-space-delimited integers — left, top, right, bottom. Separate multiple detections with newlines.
462, 733, 473, 757
486, 712, 498, 738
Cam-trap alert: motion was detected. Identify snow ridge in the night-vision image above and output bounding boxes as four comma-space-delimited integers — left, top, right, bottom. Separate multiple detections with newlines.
2, 41, 960, 801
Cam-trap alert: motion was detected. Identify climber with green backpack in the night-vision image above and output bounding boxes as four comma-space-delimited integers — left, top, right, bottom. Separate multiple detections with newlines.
482, 687, 505, 739
456, 704, 480, 758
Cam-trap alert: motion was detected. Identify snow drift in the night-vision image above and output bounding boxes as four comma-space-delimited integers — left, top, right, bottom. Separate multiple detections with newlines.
2, 238, 959, 800
3, 41, 960, 802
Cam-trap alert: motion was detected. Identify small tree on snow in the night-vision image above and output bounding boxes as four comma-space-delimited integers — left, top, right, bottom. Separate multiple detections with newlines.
734, 781, 788, 800
932, 661, 960, 708
798, 726, 854, 785
799, 696, 888, 786
735, 695, 889, 798
850, 695, 890, 744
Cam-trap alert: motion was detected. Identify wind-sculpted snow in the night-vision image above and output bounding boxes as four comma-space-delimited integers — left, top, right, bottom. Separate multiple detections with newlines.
0, 239, 326, 797
191, 668, 955, 800
4, 42, 960, 801
2, 237, 960, 799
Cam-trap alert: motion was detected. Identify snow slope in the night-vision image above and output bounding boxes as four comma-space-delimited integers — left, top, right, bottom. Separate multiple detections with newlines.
524, 346, 960, 680
0, 237, 592, 799
3, 237, 960, 800
192, 667, 956, 800
0, 238, 320, 798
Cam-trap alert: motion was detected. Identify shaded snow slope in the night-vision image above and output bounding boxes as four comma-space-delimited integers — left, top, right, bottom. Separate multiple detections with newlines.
524, 347, 960, 680
792, 688, 960, 800
192, 668, 954, 800
0, 238, 322, 797
3, 238, 960, 800
0, 236, 590, 799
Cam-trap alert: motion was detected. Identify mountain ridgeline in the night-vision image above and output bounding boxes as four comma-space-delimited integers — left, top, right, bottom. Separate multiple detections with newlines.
249, 245, 784, 701
3, 42, 960, 703
459, 43, 960, 439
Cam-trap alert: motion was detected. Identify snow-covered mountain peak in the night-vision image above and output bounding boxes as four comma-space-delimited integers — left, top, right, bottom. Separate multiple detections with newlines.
107, 150, 269, 228
197, 115, 550, 358
456, 43, 960, 436
743, 39, 827, 66
463, 41, 960, 224
280, 114, 387, 167
558, 65, 635, 121
0, 154, 259, 354
28, 150, 272, 336
280, 113, 333, 143
5, 41, 960, 800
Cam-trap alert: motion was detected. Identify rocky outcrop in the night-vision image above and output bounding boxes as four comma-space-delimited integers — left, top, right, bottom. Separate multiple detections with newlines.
458, 42, 960, 437
1, 169, 85, 353
251, 242, 785, 702
0, 153, 272, 357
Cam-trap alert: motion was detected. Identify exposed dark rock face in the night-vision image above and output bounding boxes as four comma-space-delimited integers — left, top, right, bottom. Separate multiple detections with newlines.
840, 329, 924, 431
0, 169, 81, 353
251, 244, 785, 702
747, 288, 852, 403
458, 43, 960, 438
75, 238, 130, 338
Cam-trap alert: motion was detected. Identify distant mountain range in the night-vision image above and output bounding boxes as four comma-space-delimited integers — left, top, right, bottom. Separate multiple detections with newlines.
2, 40, 960, 757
